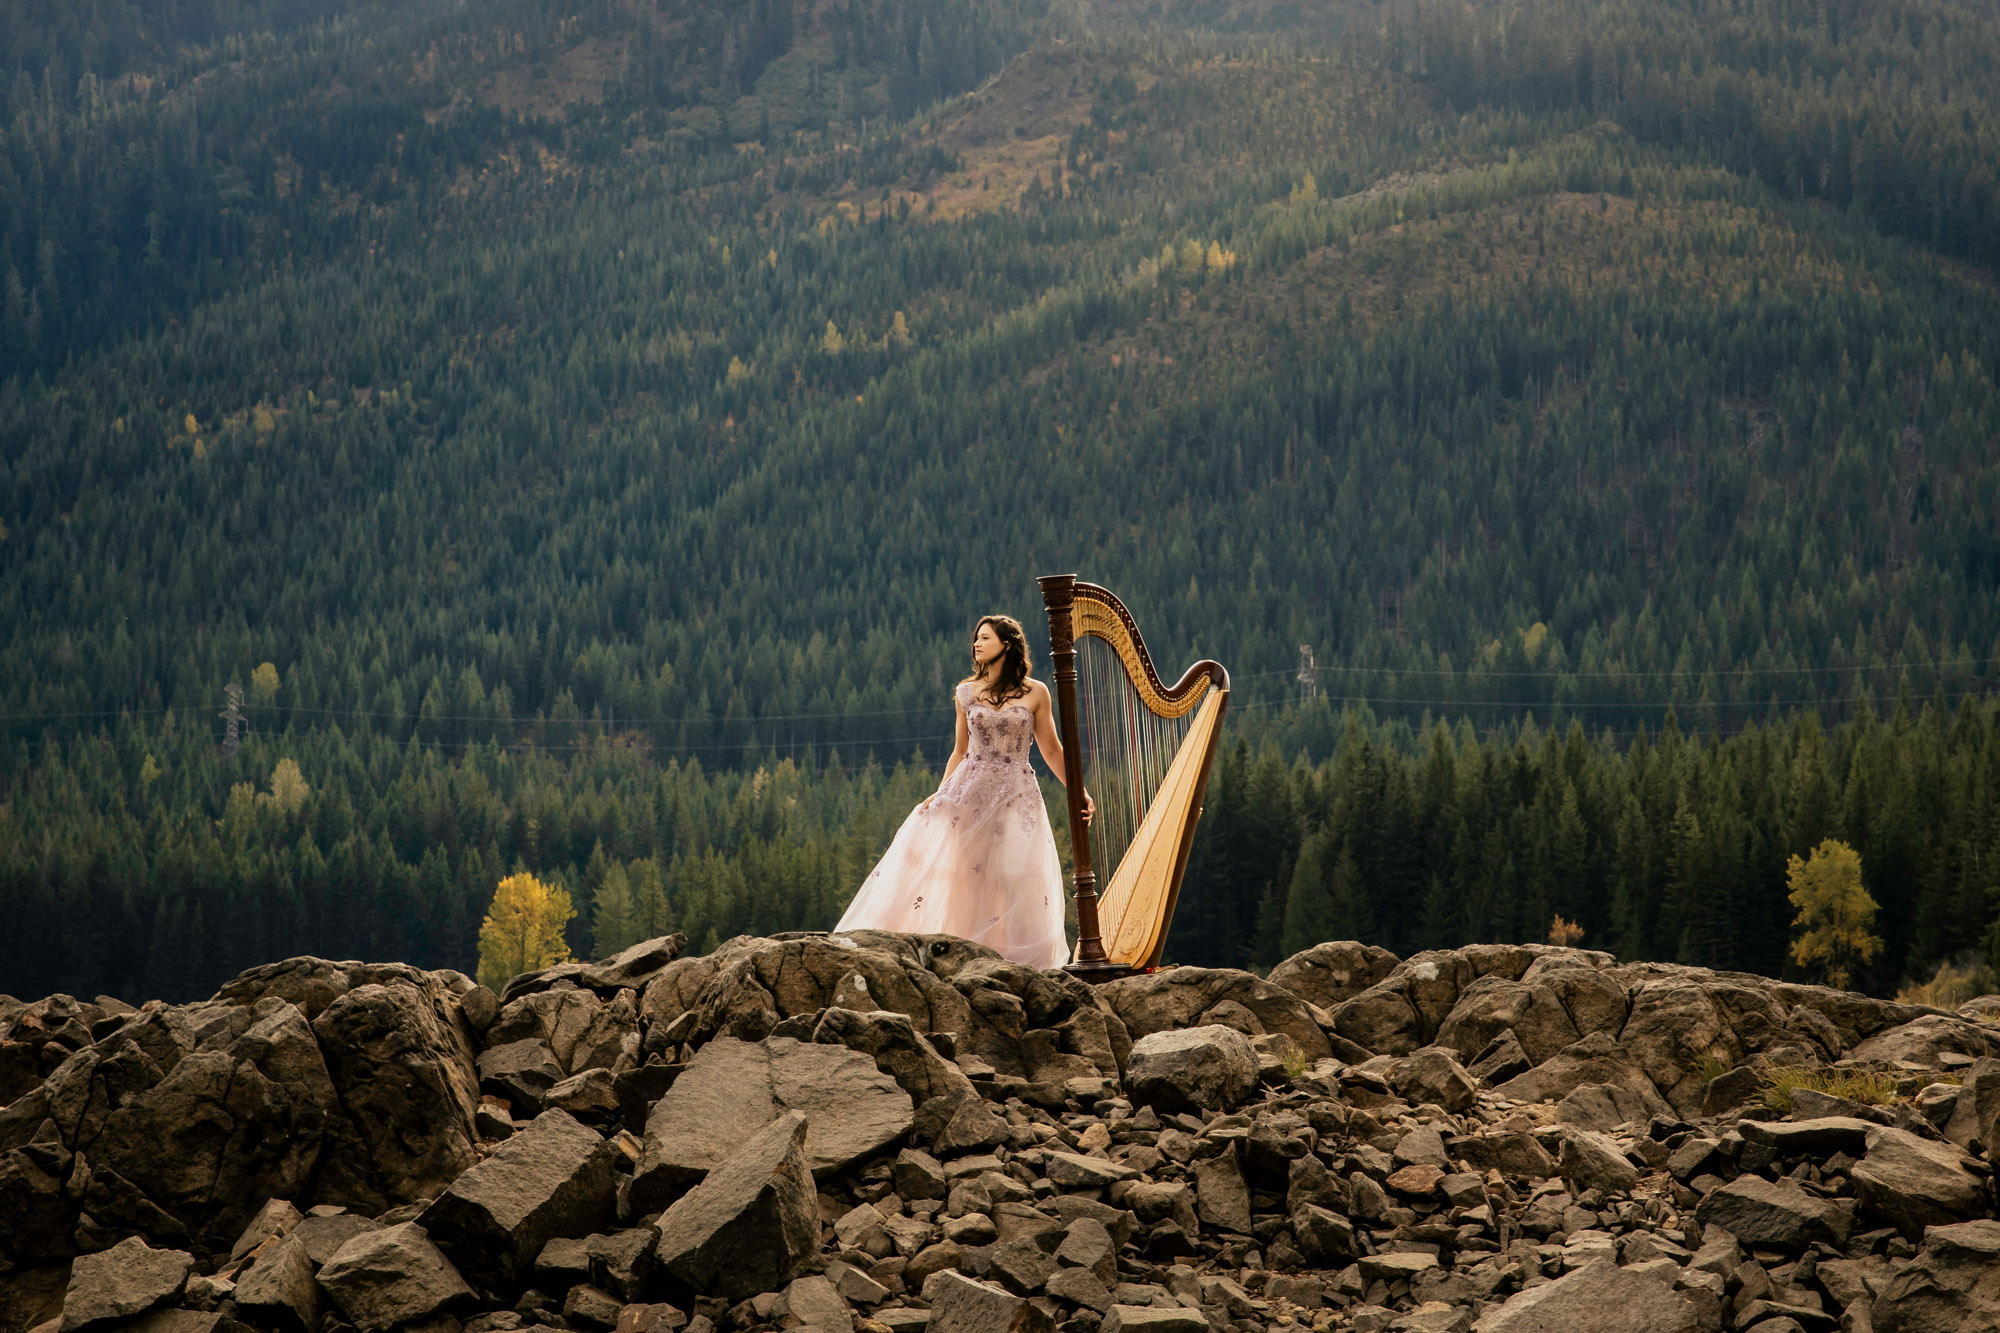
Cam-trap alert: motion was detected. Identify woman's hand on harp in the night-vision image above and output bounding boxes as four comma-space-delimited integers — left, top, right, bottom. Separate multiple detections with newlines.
1081, 789, 1095, 824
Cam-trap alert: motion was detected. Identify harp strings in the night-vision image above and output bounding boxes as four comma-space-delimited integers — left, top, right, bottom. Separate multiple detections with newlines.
1075, 634, 1193, 887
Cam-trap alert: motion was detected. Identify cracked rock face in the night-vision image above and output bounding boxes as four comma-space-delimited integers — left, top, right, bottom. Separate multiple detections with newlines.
5, 934, 1999, 1333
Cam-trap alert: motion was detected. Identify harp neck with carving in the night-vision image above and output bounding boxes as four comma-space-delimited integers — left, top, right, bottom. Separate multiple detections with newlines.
1038, 574, 1230, 981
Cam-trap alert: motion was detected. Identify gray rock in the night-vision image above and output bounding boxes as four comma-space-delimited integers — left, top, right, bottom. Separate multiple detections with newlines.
1123, 1026, 1258, 1113
1490, 1033, 1663, 1108
1193, 1151, 1252, 1235
316, 1222, 475, 1333
916, 1091, 1011, 1155
1466, 1031, 1532, 1085
478, 1038, 565, 1113
925, 1270, 1057, 1333
114, 1314, 259, 1333
1291, 1202, 1358, 1265
1450, 1130, 1555, 1179
1693, 1175, 1852, 1253
419, 1107, 618, 1291
1850, 1015, 2000, 1067
587, 1226, 660, 1300
289, 1212, 382, 1265
1394, 1124, 1452, 1169
1786, 1088, 1895, 1125
810, 1007, 979, 1105
1851, 1125, 1989, 1237
1436, 976, 1583, 1065
783, 1273, 854, 1328
1266, 942, 1403, 1009
631, 1037, 912, 1211
1555, 1080, 1672, 1132
563, 1282, 625, 1330
1737, 1117, 1877, 1158
60, 1236, 191, 1332
1043, 1150, 1140, 1189
1391, 1047, 1478, 1113
1097, 968, 1332, 1063
543, 1068, 622, 1121
230, 1232, 322, 1333
1470, 1258, 1700, 1333
1045, 1266, 1114, 1312
1873, 1219, 2000, 1333
1054, 1217, 1118, 1284
1558, 1128, 1640, 1196
894, 1147, 949, 1200
227, 1198, 305, 1262
987, 1236, 1057, 1295
653, 1109, 819, 1300
1100, 1308, 1208, 1333
312, 980, 483, 1216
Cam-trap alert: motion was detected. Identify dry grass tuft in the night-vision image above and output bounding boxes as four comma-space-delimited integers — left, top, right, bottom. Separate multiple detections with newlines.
1757, 1065, 1897, 1116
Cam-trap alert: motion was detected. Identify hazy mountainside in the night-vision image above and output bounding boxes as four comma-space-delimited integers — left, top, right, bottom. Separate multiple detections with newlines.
3, 0, 2000, 1001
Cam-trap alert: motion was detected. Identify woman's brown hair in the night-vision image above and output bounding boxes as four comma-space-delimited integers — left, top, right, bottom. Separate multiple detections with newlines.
964, 614, 1032, 705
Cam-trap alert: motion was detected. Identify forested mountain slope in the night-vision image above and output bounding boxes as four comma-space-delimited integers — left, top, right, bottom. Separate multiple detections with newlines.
3, 0, 1999, 1002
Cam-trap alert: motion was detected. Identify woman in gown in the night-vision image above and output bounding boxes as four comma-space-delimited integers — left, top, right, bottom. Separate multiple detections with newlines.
834, 614, 1093, 969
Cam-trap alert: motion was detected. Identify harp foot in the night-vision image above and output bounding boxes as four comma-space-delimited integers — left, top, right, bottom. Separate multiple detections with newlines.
1063, 958, 1142, 984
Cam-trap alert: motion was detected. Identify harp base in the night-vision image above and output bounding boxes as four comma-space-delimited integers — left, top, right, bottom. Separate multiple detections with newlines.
1063, 958, 1144, 984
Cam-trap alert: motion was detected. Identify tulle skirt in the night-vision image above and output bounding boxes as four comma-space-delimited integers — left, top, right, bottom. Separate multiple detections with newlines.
834, 758, 1070, 970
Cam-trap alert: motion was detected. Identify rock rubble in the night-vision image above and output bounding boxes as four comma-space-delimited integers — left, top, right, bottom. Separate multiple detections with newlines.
4, 934, 1999, 1333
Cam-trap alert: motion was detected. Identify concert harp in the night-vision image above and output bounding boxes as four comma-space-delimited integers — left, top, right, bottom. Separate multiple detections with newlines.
1038, 575, 1230, 979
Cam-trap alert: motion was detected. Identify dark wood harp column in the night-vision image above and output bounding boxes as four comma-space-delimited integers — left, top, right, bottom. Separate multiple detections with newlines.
1039, 574, 1123, 979
1040, 573, 1230, 984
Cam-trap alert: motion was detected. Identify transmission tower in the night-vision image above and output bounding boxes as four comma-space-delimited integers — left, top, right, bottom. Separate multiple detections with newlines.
1297, 645, 1318, 706
219, 683, 246, 758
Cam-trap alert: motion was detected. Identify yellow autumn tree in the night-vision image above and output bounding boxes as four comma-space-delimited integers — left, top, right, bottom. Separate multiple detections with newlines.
260, 757, 310, 814
477, 872, 575, 989
1787, 838, 1880, 990
821, 319, 846, 355
250, 661, 280, 704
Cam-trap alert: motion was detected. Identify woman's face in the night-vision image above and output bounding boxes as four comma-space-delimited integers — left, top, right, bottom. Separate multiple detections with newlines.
971, 622, 1004, 668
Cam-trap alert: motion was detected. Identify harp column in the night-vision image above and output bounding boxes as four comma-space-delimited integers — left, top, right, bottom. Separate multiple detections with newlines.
1039, 573, 1123, 979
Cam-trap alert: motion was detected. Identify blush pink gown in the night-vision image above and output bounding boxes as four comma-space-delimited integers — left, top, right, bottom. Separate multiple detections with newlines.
834, 681, 1071, 969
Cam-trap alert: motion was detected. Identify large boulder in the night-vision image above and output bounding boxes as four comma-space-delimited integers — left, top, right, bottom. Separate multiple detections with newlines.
1850, 1125, 1990, 1237
631, 1037, 912, 1212
1873, 1219, 2000, 1333
418, 1108, 618, 1292
316, 1222, 476, 1333
1850, 1014, 2000, 1066
1096, 968, 1332, 1062
59, 1236, 191, 1332
230, 1232, 323, 1333
1434, 976, 1582, 1065
49, 996, 339, 1247
639, 934, 982, 1051
1122, 1026, 1258, 1114
653, 1109, 820, 1300
926, 1270, 1057, 1333
1266, 942, 1402, 1010
1693, 1174, 1853, 1252
312, 980, 482, 1215
1471, 1259, 1700, 1333
807, 1007, 979, 1105
1488, 1032, 1661, 1107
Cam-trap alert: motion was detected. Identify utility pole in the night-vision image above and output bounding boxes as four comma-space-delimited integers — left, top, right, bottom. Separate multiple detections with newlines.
219, 683, 246, 758
1297, 645, 1318, 706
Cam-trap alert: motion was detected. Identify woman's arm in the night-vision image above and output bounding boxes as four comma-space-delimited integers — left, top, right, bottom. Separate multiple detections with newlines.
922, 692, 970, 809
1029, 681, 1094, 822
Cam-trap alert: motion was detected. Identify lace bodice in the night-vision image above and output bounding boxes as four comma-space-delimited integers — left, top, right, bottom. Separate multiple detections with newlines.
959, 681, 1035, 767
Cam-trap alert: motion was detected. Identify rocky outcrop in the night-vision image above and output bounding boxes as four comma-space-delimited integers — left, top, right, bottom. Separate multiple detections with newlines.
5, 933, 1999, 1333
